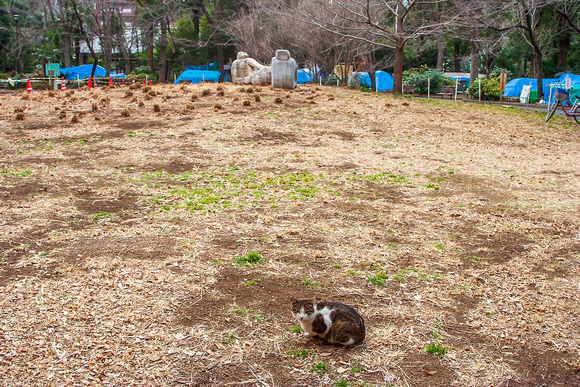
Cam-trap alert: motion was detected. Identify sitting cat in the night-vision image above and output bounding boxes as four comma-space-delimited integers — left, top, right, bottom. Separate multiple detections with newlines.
291, 297, 365, 346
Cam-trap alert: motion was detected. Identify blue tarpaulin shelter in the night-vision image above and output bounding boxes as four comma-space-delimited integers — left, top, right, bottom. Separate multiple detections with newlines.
60, 64, 122, 80
504, 74, 580, 104
350, 71, 394, 92
297, 68, 325, 84
542, 79, 559, 101
174, 70, 221, 84
503, 78, 537, 98
503, 78, 560, 103
557, 73, 580, 85
298, 69, 314, 84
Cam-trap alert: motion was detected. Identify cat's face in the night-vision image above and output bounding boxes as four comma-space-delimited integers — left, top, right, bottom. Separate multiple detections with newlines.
291, 297, 315, 321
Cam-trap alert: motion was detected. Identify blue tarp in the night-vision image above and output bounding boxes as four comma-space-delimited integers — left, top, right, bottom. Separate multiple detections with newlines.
542, 79, 559, 101
449, 76, 470, 82
503, 74, 580, 103
298, 69, 314, 84
185, 62, 218, 72
350, 71, 394, 92
557, 73, 580, 86
174, 70, 221, 84
297, 68, 325, 84
503, 78, 537, 97
503, 78, 560, 103
60, 64, 122, 80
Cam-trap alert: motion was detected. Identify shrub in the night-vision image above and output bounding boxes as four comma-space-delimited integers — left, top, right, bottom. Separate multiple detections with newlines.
467, 75, 501, 99
403, 66, 455, 94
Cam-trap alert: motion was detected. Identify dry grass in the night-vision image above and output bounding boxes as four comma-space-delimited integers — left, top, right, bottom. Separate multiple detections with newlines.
1, 83, 579, 387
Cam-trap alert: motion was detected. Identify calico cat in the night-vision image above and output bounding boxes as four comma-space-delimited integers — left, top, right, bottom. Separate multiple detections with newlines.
290, 297, 365, 346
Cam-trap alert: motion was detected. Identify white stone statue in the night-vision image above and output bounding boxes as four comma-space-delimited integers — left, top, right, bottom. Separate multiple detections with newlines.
271, 49, 297, 89
231, 52, 271, 85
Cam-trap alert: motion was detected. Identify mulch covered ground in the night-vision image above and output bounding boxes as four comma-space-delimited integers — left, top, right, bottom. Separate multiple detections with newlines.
1, 82, 579, 386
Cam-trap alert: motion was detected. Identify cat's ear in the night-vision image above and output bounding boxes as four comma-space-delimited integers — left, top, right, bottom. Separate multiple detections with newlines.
313, 296, 323, 302
290, 297, 297, 303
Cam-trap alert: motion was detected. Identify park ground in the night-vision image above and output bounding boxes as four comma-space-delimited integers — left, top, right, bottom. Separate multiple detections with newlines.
0, 83, 579, 386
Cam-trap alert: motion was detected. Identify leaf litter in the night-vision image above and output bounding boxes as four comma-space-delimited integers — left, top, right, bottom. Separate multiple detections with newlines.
0, 83, 579, 386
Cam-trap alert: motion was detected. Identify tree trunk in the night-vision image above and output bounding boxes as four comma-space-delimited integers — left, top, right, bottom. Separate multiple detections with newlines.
436, 37, 445, 71
159, 19, 167, 83
469, 42, 480, 86
557, 32, 570, 70
453, 41, 461, 72
75, 39, 82, 65
534, 52, 543, 100
103, 32, 112, 76
117, 31, 131, 74
516, 57, 522, 77
215, 0, 225, 82
393, 39, 405, 94
369, 51, 376, 91
523, 8, 545, 99
63, 25, 72, 68
147, 27, 154, 71
434, 1, 447, 71
529, 54, 537, 78
70, 0, 98, 81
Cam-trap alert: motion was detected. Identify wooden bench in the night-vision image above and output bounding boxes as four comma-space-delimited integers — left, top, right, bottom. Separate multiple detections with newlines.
403, 85, 416, 95
437, 84, 465, 98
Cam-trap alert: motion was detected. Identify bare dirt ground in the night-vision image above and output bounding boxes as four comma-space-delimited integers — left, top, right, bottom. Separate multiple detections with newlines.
1, 82, 579, 387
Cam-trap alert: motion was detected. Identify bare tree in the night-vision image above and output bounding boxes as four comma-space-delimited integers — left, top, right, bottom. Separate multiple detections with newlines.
70, 0, 99, 80
226, 0, 391, 89
266, 0, 466, 93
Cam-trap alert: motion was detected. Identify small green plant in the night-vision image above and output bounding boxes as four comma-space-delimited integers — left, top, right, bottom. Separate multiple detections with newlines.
435, 244, 445, 250
369, 272, 388, 286
334, 381, 349, 387
352, 367, 361, 373
252, 314, 264, 322
311, 362, 330, 373
245, 278, 262, 285
288, 325, 302, 334
431, 332, 442, 339
426, 343, 449, 356
227, 306, 249, 316
92, 212, 111, 220
286, 348, 313, 359
224, 332, 237, 344
233, 250, 263, 266
393, 274, 404, 281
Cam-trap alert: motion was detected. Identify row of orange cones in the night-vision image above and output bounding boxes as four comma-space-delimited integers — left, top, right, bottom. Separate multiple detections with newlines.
24, 76, 153, 94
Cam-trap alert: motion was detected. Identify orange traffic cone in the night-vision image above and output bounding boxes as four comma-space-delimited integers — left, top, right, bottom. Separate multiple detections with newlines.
122, 79, 125, 85
61, 77, 66, 92
109, 76, 113, 87
143, 79, 146, 85
132, 79, 135, 85
88, 76, 92, 88
26, 77, 33, 94
149, 80, 153, 86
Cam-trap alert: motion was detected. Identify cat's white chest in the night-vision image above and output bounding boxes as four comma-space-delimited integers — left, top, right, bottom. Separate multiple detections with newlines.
297, 305, 333, 337
316, 306, 333, 335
